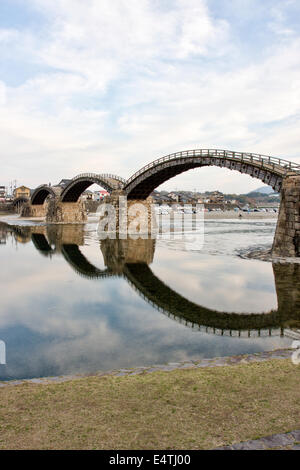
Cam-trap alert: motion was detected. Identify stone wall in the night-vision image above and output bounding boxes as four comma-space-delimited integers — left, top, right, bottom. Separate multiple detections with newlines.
45, 199, 87, 224
100, 191, 157, 236
30, 204, 46, 218
272, 175, 300, 257
19, 203, 45, 218
84, 200, 101, 213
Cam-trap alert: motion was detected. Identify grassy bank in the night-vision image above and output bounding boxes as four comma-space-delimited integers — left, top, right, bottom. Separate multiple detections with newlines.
0, 359, 299, 449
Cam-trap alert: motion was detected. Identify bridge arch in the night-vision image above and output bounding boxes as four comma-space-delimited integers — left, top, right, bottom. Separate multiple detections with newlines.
124, 149, 300, 199
13, 196, 29, 206
31, 233, 55, 256
31, 185, 57, 205
13, 196, 29, 213
60, 173, 126, 202
122, 263, 287, 333
45, 246, 299, 334
61, 244, 116, 279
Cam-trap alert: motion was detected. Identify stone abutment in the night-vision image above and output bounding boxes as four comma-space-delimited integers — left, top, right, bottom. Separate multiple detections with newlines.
272, 175, 300, 257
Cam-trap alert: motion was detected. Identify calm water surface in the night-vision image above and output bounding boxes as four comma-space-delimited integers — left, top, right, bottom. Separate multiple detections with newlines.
0, 217, 299, 381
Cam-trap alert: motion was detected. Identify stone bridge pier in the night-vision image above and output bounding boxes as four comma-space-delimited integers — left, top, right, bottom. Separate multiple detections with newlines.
21, 199, 87, 223
32, 190, 156, 234
98, 190, 156, 237
45, 199, 87, 224
20, 202, 47, 218
272, 175, 300, 257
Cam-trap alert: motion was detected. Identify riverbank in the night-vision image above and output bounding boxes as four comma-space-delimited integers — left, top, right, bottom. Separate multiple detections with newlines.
0, 350, 299, 449
204, 210, 277, 219
0, 213, 44, 225
0, 210, 278, 226
239, 247, 300, 264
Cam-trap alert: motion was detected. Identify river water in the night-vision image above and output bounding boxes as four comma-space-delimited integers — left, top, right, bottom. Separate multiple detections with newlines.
0, 216, 299, 381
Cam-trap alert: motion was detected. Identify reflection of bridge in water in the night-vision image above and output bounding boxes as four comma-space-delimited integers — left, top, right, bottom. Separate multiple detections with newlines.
5, 223, 300, 339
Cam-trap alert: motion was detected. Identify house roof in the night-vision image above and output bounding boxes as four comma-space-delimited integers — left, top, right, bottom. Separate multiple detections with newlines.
15, 186, 30, 190
58, 179, 72, 187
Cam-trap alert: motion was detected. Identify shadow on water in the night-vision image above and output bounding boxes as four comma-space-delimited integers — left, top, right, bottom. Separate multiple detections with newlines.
2, 221, 299, 338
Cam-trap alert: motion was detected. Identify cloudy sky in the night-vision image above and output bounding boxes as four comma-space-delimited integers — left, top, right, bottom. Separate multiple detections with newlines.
1, 0, 300, 193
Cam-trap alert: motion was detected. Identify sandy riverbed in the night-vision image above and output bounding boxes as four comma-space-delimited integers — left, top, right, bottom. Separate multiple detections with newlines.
203, 210, 277, 219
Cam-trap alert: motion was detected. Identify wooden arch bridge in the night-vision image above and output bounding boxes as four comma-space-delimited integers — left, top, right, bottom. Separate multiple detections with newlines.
20, 148, 300, 257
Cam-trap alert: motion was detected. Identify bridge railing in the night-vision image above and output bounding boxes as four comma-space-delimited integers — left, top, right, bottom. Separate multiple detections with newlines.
32, 184, 51, 191
71, 173, 126, 184
125, 149, 300, 185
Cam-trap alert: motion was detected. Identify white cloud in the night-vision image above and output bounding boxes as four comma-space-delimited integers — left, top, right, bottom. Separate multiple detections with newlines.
0, 28, 19, 43
0, 0, 300, 192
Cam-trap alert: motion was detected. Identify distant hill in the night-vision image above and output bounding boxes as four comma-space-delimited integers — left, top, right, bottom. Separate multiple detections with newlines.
247, 186, 274, 195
